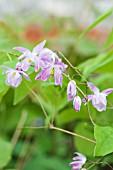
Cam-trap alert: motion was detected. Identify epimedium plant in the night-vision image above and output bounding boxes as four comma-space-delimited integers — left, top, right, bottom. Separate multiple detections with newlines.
1, 7, 113, 170
1, 38, 113, 170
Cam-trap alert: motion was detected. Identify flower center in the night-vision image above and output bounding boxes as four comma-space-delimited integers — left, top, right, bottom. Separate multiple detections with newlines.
50, 68, 54, 75
12, 72, 16, 78
28, 59, 32, 63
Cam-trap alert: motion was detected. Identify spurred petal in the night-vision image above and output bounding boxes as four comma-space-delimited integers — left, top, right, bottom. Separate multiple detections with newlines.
18, 53, 27, 60
35, 72, 42, 80
87, 82, 99, 94
13, 47, 30, 53
70, 161, 83, 167
19, 71, 30, 81
102, 88, 113, 96
70, 152, 86, 170
74, 152, 86, 164
82, 95, 94, 102
33, 40, 46, 54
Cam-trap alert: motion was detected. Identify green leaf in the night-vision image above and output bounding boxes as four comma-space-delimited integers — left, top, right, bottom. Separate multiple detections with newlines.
13, 72, 38, 105
105, 29, 113, 48
57, 107, 88, 125
0, 138, 12, 168
74, 122, 95, 157
78, 49, 113, 79
94, 124, 113, 156
80, 8, 113, 38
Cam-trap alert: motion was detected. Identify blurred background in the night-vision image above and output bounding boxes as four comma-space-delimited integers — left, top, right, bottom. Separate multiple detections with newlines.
0, 0, 113, 170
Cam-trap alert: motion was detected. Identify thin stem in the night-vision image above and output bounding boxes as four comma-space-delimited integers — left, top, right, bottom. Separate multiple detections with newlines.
87, 156, 113, 170
58, 50, 87, 82
87, 156, 103, 170
25, 82, 51, 127
58, 51, 75, 69
51, 105, 56, 126
50, 126, 96, 144
63, 72, 94, 126
20, 125, 96, 144
11, 110, 28, 150
86, 85, 95, 125
6, 53, 12, 61
63, 73, 85, 98
18, 126, 48, 130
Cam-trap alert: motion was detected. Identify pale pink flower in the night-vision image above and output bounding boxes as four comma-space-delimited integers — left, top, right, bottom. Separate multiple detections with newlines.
82, 82, 113, 112
2, 66, 30, 87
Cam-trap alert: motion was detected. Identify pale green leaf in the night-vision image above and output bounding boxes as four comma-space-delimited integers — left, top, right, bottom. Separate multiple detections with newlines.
105, 28, 113, 48
13, 72, 38, 105
94, 124, 113, 156
80, 8, 113, 38
78, 49, 113, 79
0, 138, 12, 168
75, 122, 95, 157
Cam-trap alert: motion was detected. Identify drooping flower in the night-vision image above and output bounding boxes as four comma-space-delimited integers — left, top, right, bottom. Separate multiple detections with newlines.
82, 82, 113, 112
13, 40, 46, 71
2, 65, 30, 87
73, 96, 81, 112
67, 80, 76, 101
69, 152, 86, 170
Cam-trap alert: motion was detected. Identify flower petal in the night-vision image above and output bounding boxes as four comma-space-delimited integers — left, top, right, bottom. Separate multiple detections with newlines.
12, 76, 22, 87
102, 88, 113, 96
21, 58, 31, 71
82, 95, 94, 102
13, 47, 30, 53
54, 72, 63, 87
87, 82, 99, 94
33, 40, 46, 54
35, 72, 42, 80
41, 68, 51, 81
6, 72, 12, 85
19, 71, 30, 81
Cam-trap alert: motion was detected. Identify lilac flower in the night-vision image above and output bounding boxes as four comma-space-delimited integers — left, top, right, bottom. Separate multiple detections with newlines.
35, 60, 67, 87
73, 96, 81, 112
82, 82, 113, 112
2, 66, 30, 87
40, 48, 62, 63
13, 40, 46, 71
67, 80, 76, 101
69, 152, 86, 170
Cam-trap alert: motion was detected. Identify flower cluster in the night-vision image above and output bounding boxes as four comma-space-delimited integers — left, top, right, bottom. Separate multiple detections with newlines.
2, 40, 113, 113
69, 152, 86, 170
2, 40, 67, 88
66, 80, 113, 112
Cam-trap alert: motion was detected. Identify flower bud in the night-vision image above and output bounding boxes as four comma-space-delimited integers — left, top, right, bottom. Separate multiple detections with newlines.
67, 80, 76, 101
73, 96, 81, 112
